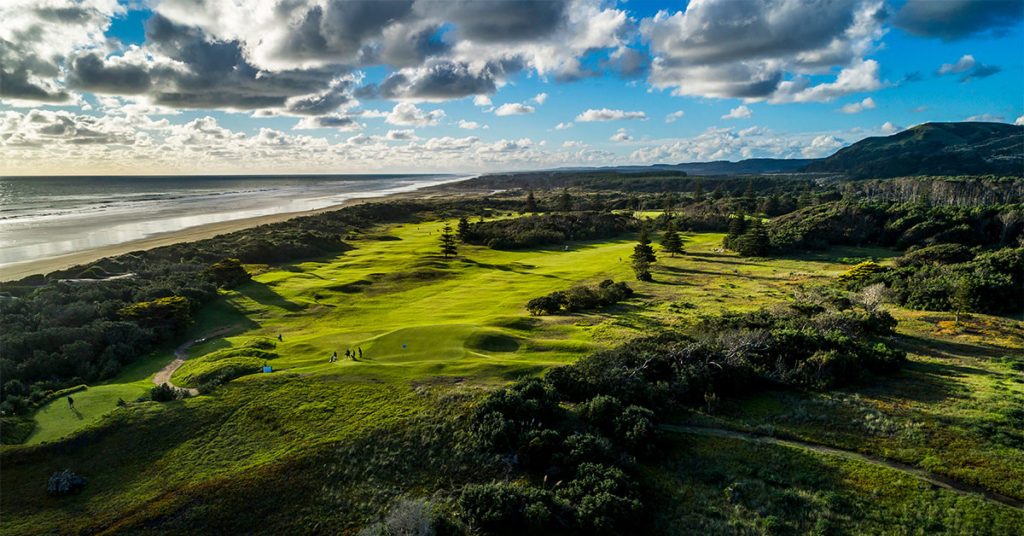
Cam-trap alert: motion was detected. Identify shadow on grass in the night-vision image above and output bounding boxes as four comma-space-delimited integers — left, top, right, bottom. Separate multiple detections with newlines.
460, 258, 562, 279
896, 333, 1011, 360
239, 281, 306, 312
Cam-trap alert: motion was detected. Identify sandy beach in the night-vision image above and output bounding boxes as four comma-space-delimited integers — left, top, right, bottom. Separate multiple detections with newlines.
0, 187, 469, 282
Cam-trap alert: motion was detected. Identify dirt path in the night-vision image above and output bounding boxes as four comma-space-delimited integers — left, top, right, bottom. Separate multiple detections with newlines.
153, 328, 234, 396
663, 424, 1023, 510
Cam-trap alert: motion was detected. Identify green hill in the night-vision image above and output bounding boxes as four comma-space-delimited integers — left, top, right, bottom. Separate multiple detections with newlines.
805, 122, 1024, 179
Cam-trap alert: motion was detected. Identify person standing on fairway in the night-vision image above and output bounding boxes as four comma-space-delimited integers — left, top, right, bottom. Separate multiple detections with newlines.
67, 396, 74, 410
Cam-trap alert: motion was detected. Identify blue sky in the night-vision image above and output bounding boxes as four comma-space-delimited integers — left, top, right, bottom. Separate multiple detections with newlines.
1, 0, 1021, 175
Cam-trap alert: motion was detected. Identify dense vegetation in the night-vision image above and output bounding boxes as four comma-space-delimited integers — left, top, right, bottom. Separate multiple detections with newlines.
458, 304, 904, 533
461, 213, 637, 249
526, 280, 633, 315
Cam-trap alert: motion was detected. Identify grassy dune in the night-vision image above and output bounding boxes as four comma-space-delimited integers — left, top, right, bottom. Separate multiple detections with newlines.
5, 215, 1021, 534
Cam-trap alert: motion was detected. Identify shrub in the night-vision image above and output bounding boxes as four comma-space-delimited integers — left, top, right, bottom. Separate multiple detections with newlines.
526, 281, 632, 315
150, 383, 184, 402
836, 261, 885, 287
205, 258, 251, 288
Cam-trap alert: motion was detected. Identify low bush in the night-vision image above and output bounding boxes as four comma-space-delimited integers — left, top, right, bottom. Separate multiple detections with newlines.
526, 280, 633, 315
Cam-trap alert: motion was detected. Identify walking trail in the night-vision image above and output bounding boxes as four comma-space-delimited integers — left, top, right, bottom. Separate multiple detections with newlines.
663, 424, 1023, 510
153, 328, 234, 396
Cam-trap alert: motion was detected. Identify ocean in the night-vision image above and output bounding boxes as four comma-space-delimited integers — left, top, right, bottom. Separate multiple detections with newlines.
0, 174, 471, 270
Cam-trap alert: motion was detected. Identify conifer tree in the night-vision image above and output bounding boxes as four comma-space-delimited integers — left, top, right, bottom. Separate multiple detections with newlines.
456, 216, 471, 241
693, 179, 705, 202
663, 192, 677, 217
525, 189, 538, 213
557, 189, 572, 212
736, 218, 769, 257
439, 223, 458, 258
631, 226, 657, 281
743, 179, 756, 211
711, 184, 723, 200
661, 222, 684, 257
724, 209, 747, 249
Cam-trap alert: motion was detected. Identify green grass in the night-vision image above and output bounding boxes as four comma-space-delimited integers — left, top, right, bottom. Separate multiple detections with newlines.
7, 214, 1020, 534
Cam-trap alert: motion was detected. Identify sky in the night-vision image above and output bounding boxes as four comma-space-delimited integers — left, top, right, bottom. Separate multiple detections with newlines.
0, 0, 1021, 176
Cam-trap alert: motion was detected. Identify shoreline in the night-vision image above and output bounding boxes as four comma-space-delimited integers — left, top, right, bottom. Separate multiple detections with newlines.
0, 181, 483, 282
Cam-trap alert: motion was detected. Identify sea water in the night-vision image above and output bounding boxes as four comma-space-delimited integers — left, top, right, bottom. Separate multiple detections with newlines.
0, 174, 470, 269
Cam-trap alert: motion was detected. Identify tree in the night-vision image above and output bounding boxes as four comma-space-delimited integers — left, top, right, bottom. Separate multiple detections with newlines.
798, 183, 814, 208
693, 179, 705, 202
743, 179, 756, 211
525, 189, 538, 213
952, 277, 973, 324
457, 216, 471, 241
631, 227, 656, 281
724, 209, 747, 249
735, 218, 769, 257
558, 189, 572, 212
206, 258, 251, 288
663, 193, 676, 217
440, 223, 458, 258
855, 282, 890, 313
710, 184, 723, 200
661, 222, 684, 257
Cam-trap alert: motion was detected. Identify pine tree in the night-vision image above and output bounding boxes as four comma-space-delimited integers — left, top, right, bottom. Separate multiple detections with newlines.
456, 216, 471, 241
743, 179, 756, 211
736, 218, 769, 257
525, 189, 538, 213
661, 222, 684, 257
693, 179, 705, 203
663, 192, 676, 217
557, 189, 572, 212
439, 223, 458, 258
711, 184, 723, 200
724, 209, 747, 250
637, 226, 656, 263
798, 183, 813, 208
631, 254, 652, 282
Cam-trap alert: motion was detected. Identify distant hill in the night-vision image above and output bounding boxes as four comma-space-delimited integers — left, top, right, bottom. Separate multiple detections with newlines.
804, 122, 1023, 179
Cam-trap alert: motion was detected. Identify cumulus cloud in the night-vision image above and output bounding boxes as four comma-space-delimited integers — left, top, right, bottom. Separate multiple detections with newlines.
458, 120, 481, 129
665, 110, 685, 123
555, 122, 574, 130
575, 108, 646, 122
879, 121, 901, 134
642, 0, 888, 102
1016, 115, 1024, 126
494, 102, 536, 116
722, 105, 752, 119
802, 134, 845, 157
609, 128, 632, 142
936, 55, 1001, 82
533, 92, 549, 104
473, 95, 492, 106
562, 140, 585, 148
771, 59, 887, 103
838, 97, 877, 114
894, 0, 1024, 41
385, 102, 445, 126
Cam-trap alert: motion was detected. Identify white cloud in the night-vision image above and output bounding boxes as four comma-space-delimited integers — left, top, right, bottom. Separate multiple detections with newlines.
665, 110, 685, 123
938, 55, 976, 75
722, 105, 752, 119
609, 128, 632, 142
555, 122, 574, 130
562, 140, 586, 148
1016, 115, 1024, 126
771, 59, 887, 103
533, 93, 549, 105
385, 102, 445, 126
575, 108, 647, 122
642, 0, 888, 102
802, 135, 845, 157
838, 97, 877, 114
458, 120, 481, 129
879, 121, 901, 134
964, 113, 1004, 122
473, 95, 492, 106
494, 102, 535, 116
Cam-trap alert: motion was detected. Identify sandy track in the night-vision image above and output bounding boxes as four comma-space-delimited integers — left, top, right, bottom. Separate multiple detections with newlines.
663, 424, 1023, 510
152, 328, 234, 396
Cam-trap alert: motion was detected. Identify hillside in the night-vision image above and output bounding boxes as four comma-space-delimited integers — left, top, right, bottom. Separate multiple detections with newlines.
805, 122, 1024, 178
